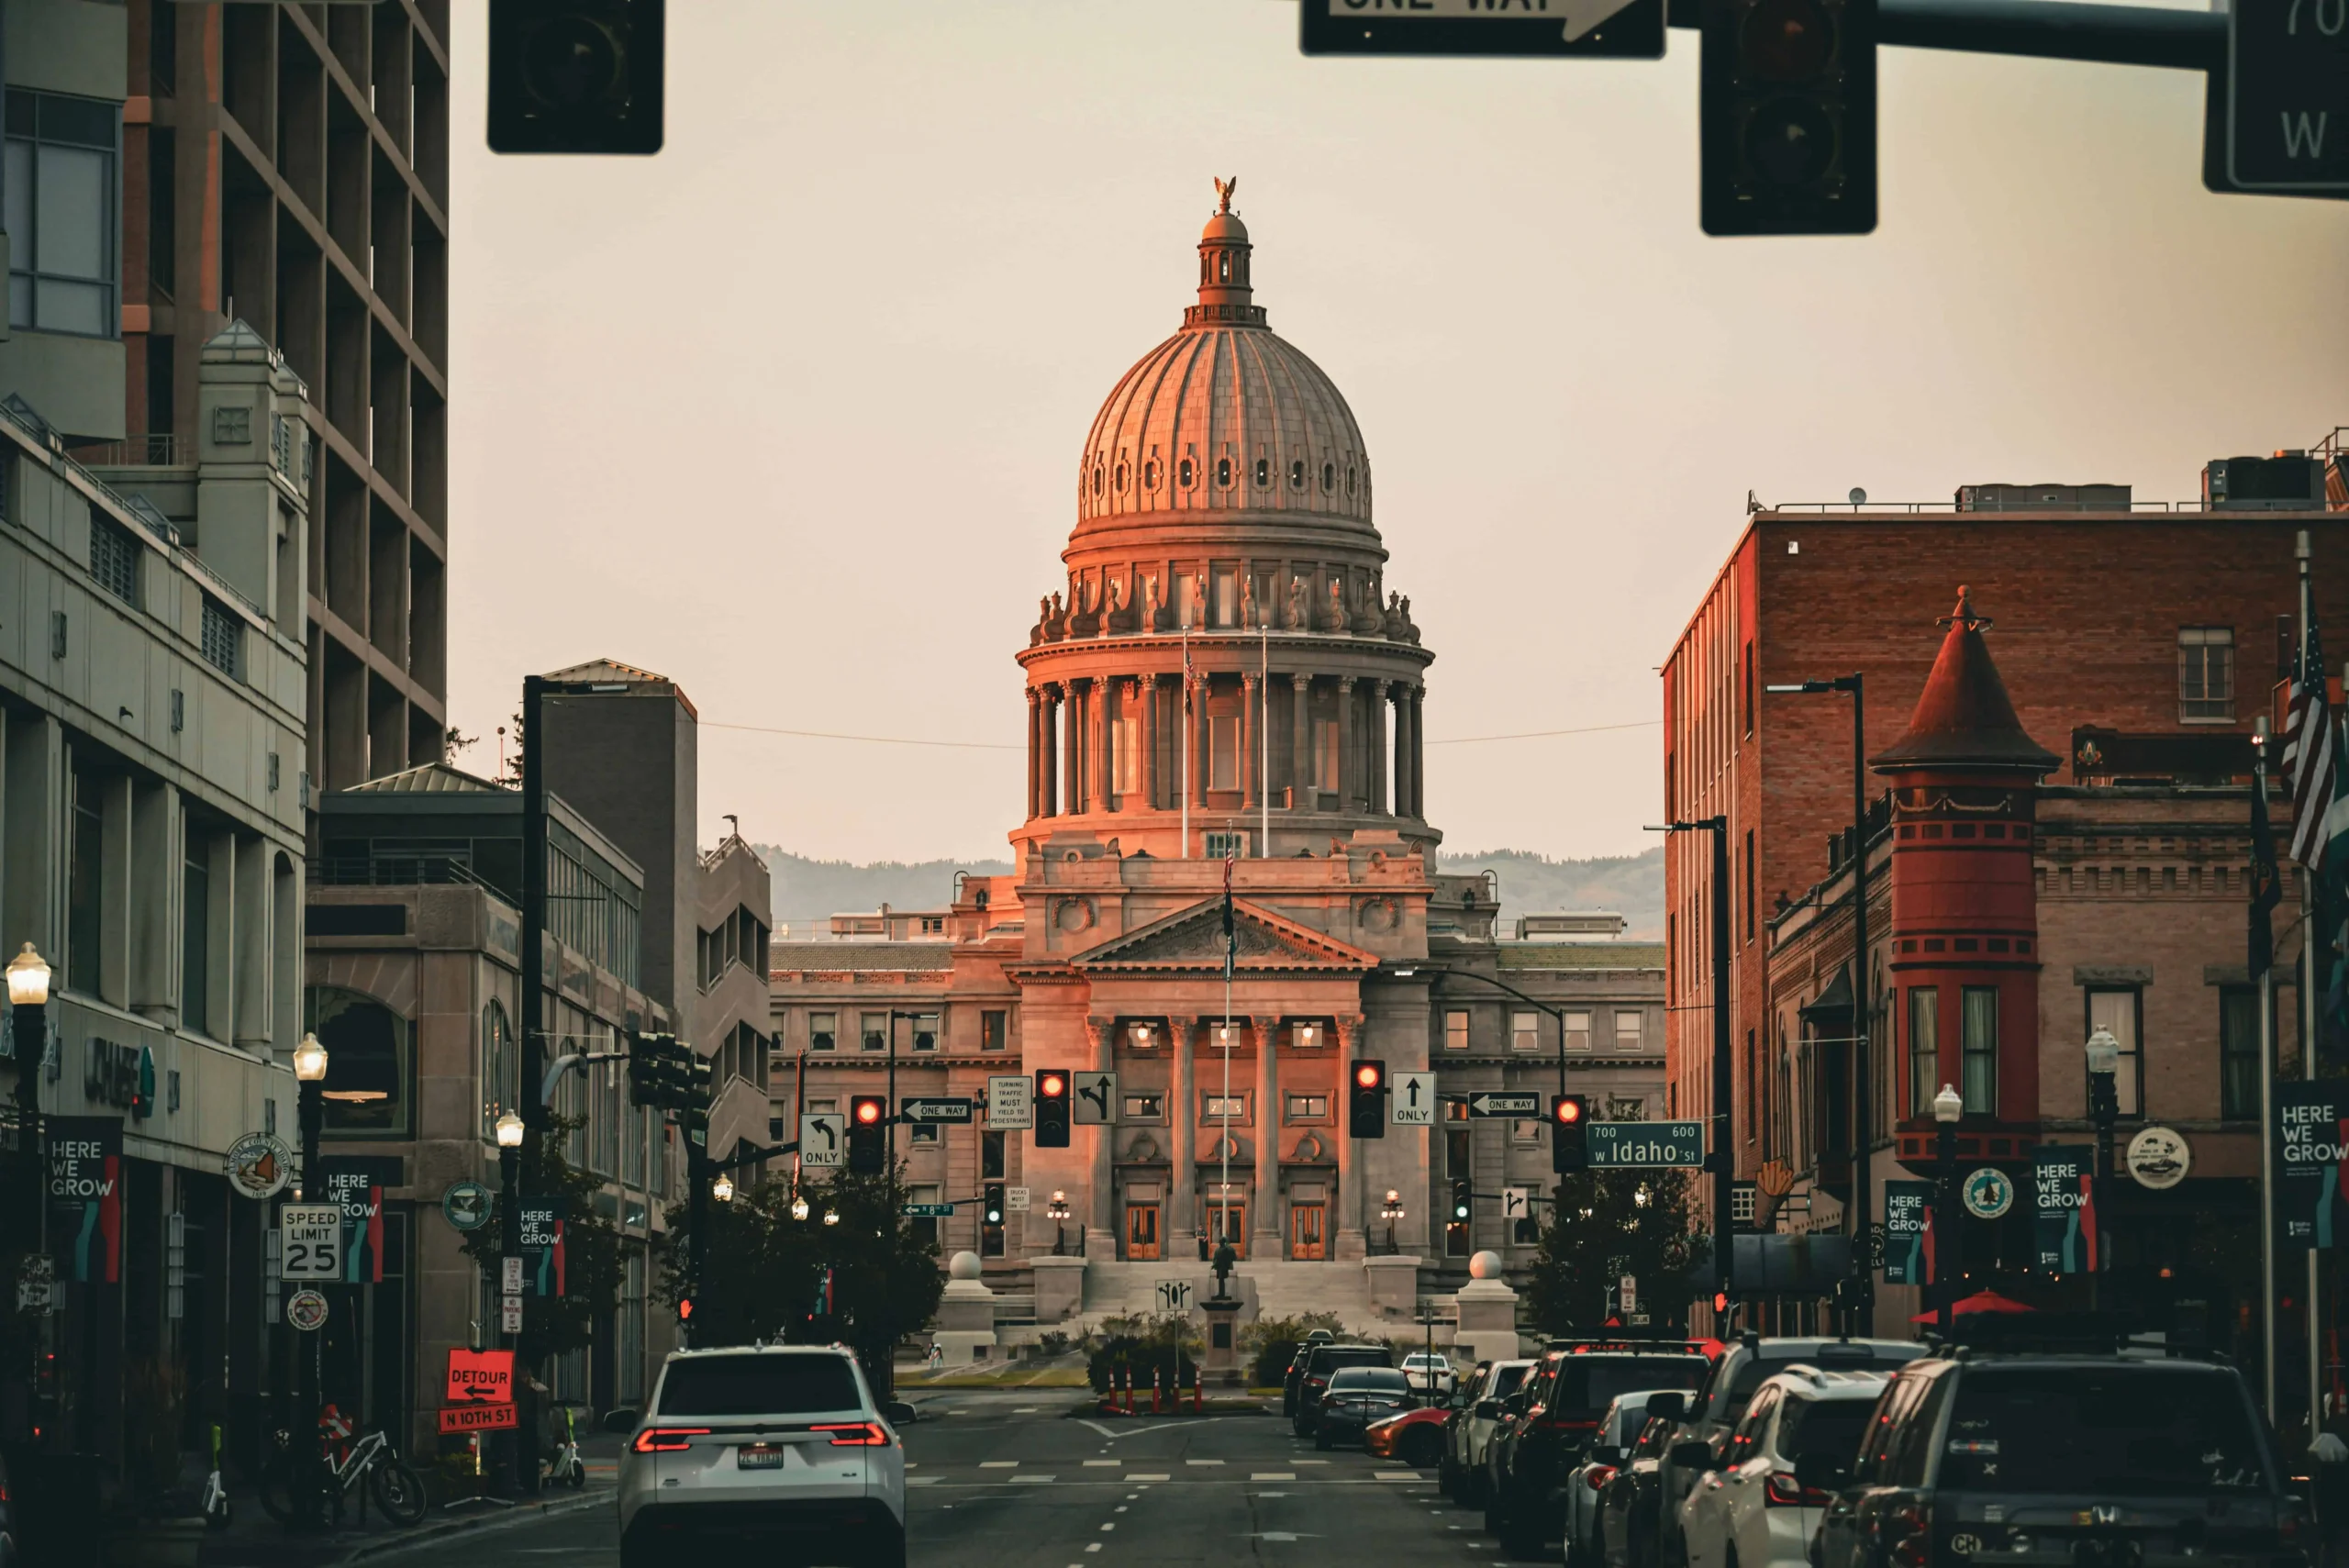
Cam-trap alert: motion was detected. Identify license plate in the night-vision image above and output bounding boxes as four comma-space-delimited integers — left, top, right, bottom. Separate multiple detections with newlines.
737, 1444, 785, 1469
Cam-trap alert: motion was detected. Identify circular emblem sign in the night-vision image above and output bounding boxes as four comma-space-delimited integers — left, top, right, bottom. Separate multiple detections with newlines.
285, 1288, 329, 1332
224, 1133, 293, 1201
2126, 1125, 2193, 1191
441, 1180, 494, 1232
1962, 1167, 2016, 1220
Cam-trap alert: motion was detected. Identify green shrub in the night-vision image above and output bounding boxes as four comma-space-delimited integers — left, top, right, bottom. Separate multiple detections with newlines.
1240, 1312, 1345, 1390
1084, 1315, 1204, 1396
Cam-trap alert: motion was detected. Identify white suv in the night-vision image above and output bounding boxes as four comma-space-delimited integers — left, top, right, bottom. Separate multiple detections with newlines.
1403, 1353, 1456, 1396
619, 1344, 907, 1568
1676, 1365, 1889, 1568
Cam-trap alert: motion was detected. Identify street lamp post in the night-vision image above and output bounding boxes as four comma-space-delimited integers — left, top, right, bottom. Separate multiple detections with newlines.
292, 1032, 330, 1523
7, 945, 50, 1259
2085, 1027, 2121, 1313
1048, 1191, 1071, 1256
1381, 1189, 1406, 1256
494, 1107, 524, 1492
1650, 818, 1732, 1318
1932, 1083, 1963, 1338
1765, 675, 1874, 1335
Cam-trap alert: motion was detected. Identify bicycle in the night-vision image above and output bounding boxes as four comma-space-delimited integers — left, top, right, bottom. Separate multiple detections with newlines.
200, 1423, 230, 1530
544, 1403, 586, 1490
256, 1412, 429, 1529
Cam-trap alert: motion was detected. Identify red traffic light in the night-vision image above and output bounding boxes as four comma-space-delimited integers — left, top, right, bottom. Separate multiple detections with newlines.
1353, 1062, 1384, 1090
1555, 1096, 1585, 1124
852, 1097, 885, 1126
1039, 1073, 1067, 1098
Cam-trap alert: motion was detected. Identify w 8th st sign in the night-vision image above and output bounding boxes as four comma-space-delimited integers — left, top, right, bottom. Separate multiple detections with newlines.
2232, 0, 2349, 191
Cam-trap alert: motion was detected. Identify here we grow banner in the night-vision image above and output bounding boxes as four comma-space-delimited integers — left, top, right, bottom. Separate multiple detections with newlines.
2277, 1081, 2349, 1249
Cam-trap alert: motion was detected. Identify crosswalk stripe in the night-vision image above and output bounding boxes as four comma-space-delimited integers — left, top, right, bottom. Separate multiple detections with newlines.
1011, 1474, 1055, 1484
1186, 1459, 1224, 1465
907, 1476, 941, 1486
1375, 1471, 1423, 1481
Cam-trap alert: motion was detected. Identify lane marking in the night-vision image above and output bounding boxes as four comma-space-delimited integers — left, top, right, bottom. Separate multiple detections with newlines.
907, 1476, 941, 1487
1083, 1460, 1120, 1467
1129, 1473, 1169, 1481
1014, 1407, 1041, 1413
1077, 1420, 1121, 1440
1375, 1471, 1423, 1481
1252, 1472, 1297, 1481
980, 1461, 1019, 1468
1100, 1522, 1117, 1531
1186, 1459, 1224, 1466
1011, 1474, 1055, 1484
1085, 1545, 1102, 1554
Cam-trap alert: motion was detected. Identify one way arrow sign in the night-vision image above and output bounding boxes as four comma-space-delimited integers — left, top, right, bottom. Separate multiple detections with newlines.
1468, 1092, 1542, 1118
1392, 1072, 1435, 1126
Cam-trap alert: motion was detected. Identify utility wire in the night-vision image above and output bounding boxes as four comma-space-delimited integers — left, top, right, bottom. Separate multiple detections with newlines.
702, 715, 1661, 752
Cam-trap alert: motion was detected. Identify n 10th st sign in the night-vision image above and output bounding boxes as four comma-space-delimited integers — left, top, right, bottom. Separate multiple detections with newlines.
2232, 0, 2349, 190
1587, 1121, 1706, 1167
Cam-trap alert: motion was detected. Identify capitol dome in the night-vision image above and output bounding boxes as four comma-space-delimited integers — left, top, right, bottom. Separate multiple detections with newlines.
1075, 180, 1373, 540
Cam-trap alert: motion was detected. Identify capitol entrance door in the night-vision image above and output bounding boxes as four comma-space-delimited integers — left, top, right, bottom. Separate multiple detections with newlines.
1125, 1204, 1161, 1261
1289, 1204, 1327, 1260
1204, 1199, 1247, 1261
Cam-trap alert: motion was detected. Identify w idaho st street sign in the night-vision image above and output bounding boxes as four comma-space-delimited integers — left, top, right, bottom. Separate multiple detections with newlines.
2231, 0, 2349, 191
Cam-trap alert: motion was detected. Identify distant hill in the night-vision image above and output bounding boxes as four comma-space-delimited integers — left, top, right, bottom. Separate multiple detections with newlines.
752, 843, 1662, 940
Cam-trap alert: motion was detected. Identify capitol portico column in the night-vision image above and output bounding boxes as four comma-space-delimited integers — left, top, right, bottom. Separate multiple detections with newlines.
1191, 673, 1212, 817
1042, 684, 1062, 817
1091, 679, 1111, 814
1026, 687, 1042, 819
1289, 673, 1312, 808
1253, 1015, 1281, 1256
1085, 1016, 1118, 1257
1168, 1015, 1197, 1256
1408, 685, 1426, 819
1064, 683, 1084, 817
1142, 677, 1161, 810
1241, 673, 1261, 814
1335, 677, 1357, 812
1370, 684, 1390, 816
1335, 1014, 1368, 1259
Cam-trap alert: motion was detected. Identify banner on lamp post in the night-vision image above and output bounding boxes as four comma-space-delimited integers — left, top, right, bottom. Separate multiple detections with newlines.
519, 1201, 566, 1297
2276, 1082, 2349, 1249
47, 1117, 123, 1284
2032, 1145, 2097, 1273
1882, 1181, 1932, 1284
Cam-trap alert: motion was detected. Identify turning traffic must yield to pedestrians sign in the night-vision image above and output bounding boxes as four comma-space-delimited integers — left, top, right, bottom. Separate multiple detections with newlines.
986, 1074, 1033, 1130
2231, 0, 2349, 191
1467, 1092, 1542, 1118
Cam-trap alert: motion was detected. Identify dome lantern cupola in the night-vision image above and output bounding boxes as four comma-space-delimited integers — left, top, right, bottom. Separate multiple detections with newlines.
1186, 176, 1265, 329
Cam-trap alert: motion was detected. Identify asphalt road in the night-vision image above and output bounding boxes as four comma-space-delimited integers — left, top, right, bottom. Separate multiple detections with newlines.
358, 1392, 1510, 1568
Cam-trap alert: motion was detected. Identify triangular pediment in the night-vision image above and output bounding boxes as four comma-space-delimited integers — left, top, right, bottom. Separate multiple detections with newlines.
1074, 898, 1377, 973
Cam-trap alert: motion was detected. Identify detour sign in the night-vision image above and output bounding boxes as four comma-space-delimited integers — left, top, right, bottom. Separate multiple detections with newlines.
446, 1347, 516, 1406
439, 1403, 518, 1435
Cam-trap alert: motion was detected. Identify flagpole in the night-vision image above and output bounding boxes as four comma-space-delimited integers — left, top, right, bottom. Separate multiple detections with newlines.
1221, 859, 1234, 1256
1181, 630, 1191, 860
2258, 715, 2280, 1421
2301, 531, 2324, 1443
1261, 622, 1270, 857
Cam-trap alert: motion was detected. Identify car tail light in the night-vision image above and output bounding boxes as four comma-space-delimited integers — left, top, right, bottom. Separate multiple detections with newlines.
813, 1422, 891, 1446
1536, 1415, 1600, 1436
1306, 1375, 1328, 1389
631, 1427, 709, 1453
1586, 1466, 1618, 1490
1764, 1472, 1830, 1507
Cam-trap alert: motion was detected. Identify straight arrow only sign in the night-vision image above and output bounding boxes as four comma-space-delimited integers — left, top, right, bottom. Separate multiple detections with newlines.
1392, 1072, 1435, 1126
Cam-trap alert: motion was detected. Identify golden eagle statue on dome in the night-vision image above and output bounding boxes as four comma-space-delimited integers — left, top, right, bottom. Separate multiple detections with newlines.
1214, 175, 1237, 213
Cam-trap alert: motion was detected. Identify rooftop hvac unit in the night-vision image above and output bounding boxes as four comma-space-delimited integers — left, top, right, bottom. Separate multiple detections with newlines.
2204, 452, 2328, 511
1954, 483, 2132, 512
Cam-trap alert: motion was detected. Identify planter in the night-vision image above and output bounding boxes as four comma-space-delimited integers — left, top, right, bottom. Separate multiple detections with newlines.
102, 1517, 207, 1568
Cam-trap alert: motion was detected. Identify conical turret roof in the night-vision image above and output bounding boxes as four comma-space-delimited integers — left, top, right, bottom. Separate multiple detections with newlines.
1870, 587, 2060, 775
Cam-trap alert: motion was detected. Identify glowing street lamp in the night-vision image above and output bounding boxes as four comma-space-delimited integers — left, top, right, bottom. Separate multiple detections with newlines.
712, 1172, 735, 1204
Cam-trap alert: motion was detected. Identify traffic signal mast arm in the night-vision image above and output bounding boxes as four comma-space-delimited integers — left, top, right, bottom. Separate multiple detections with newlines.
540, 1049, 629, 1109
1666, 0, 2221, 69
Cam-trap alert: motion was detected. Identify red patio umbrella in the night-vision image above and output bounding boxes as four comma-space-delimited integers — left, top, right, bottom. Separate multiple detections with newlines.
1909, 1289, 2036, 1323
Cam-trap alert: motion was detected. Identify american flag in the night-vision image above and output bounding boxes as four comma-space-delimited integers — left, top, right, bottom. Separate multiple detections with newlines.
2288, 621, 2336, 871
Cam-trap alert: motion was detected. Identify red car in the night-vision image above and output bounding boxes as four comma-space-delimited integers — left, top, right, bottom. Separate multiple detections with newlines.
1364, 1406, 1450, 1469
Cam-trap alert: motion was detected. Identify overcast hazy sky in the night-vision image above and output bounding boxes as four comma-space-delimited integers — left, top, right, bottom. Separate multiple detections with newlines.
443, 0, 2348, 865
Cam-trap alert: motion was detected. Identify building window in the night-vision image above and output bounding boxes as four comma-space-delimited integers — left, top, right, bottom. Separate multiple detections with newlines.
911, 1012, 939, 1051
1285, 1094, 1328, 1122
981, 1129, 1006, 1180
1124, 1093, 1165, 1122
1511, 1011, 1540, 1052
860, 1011, 887, 1052
199, 596, 240, 677
181, 840, 208, 1032
1564, 1011, 1591, 1053
66, 766, 104, 995
1742, 829, 1756, 942
1960, 986, 1998, 1115
908, 1123, 939, 1145
1209, 716, 1239, 790
1443, 1009, 1470, 1052
1115, 714, 1141, 795
2087, 987, 2143, 1118
2178, 627, 2235, 722
2221, 986, 2259, 1119
306, 985, 412, 1137
1614, 1010, 1644, 1051
1909, 987, 1939, 1115
1203, 1093, 1249, 1125
5, 91, 120, 338
1511, 1118, 1541, 1144
981, 1009, 1006, 1051
90, 512, 139, 604
1212, 566, 1236, 627
1204, 829, 1248, 860
808, 1011, 836, 1051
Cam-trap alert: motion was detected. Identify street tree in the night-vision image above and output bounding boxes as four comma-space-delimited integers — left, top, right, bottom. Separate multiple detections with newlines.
1522, 1168, 1701, 1336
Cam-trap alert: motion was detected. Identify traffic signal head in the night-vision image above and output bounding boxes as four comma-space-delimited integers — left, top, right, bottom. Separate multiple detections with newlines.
627, 1032, 659, 1106
1348, 1060, 1386, 1139
1450, 1178, 1473, 1223
1034, 1068, 1071, 1149
677, 1296, 694, 1324
1699, 0, 1876, 236
1552, 1095, 1590, 1174
983, 1183, 1007, 1227
686, 1052, 713, 1106
848, 1095, 888, 1174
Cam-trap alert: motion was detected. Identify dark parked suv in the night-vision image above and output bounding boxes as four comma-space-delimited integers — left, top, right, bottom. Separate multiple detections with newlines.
1807, 1344, 2305, 1568
1482, 1341, 1712, 1559
1292, 1344, 1393, 1437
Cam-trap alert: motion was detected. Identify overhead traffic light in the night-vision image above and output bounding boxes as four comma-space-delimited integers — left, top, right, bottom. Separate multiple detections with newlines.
1034, 1068, 1071, 1149
1348, 1060, 1386, 1139
627, 1031, 662, 1105
983, 1184, 1007, 1227
1552, 1095, 1589, 1173
1450, 1179, 1473, 1225
848, 1095, 888, 1174
1700, 0, 1876, 235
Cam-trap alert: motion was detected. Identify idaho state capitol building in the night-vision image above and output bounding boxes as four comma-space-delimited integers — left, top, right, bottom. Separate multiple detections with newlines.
765, 189, 1664, 1333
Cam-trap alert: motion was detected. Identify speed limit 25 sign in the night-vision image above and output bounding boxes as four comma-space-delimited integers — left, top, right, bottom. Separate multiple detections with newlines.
279, 1204, 343, 1280
2232, 0, 2349, 190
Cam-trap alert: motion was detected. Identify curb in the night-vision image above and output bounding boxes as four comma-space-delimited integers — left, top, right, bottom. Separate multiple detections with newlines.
330, 1488, 611, 1565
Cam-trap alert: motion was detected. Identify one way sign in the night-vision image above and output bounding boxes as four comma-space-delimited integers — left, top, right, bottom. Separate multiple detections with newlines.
1468, 1092, 1542, 1118
1392, 1072, 1435, 1126
1073, 1072, 1118, 1126
799, 1113, 846, 1169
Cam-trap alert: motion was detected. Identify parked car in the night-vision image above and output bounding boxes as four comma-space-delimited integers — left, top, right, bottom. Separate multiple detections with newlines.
619, 1343, 911, 1568
1316, 1367, 1417, 1449
1485, 1341, 1714, 1559
1367, 1405, 1453, 1470
1808, 1344, 2301, 1568
1404, 1352, 1458, 1397
1292, 1343, 1395, 1437
1598, 1410, 1682, 1568
1654, 1337, 1925, 1568
1282, 1329, 1340, 1418
1674, 1365, 1888, 1568
1445, 1358, 1535, 1507
1564, 1391, 1690, 1568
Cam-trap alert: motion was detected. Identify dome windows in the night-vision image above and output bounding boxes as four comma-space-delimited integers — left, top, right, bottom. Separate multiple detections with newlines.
1180, 456, 1195, 488
1346, 463, 1357, 495
1092, 462, 1105, 495
1143, 459, 1160, 489
1320, 462, 1335, 493
1289, 460, 1305, 490
1116, 461, 1129, 492
1217, 456, 1233, 488
1253, 457, 1270, 487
